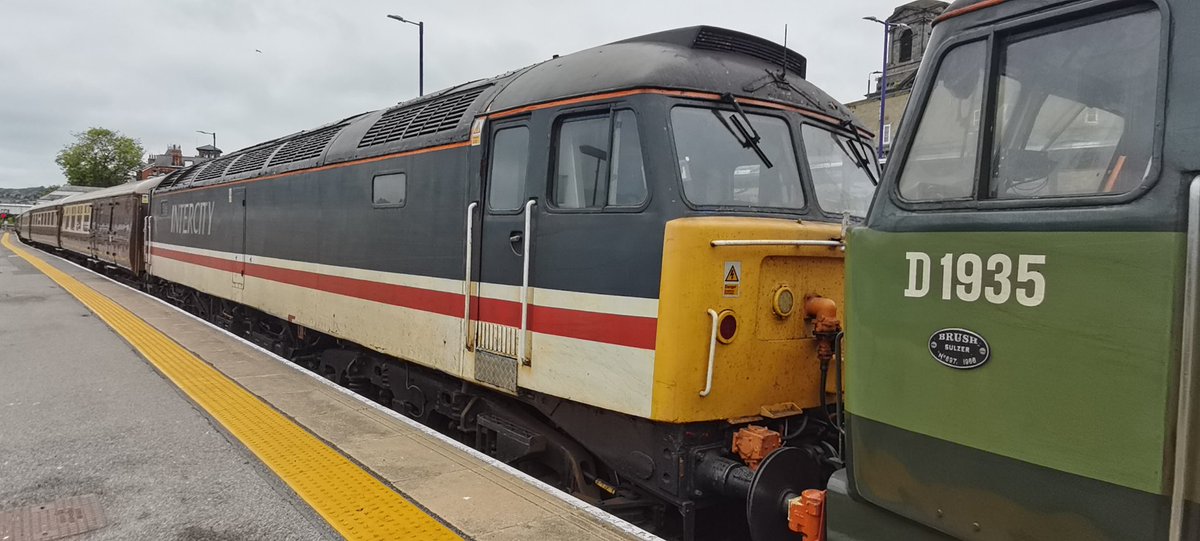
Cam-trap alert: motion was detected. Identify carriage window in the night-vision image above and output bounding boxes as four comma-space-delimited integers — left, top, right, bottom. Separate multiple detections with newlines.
671, 107, 804, 210
989, 10, 1159, 198
552, 110, 647, 209
372, 172, 406, 207
487, 126, 530, 211
802, 125, 877, 217
897, 41, 986, 201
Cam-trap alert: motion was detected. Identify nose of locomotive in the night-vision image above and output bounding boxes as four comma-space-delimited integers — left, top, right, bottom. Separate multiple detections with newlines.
649, 216, 846, 424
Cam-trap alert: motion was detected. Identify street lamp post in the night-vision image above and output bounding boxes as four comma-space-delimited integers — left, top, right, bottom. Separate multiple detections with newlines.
196, 130, 216, 148
387, 14, 424, 96
863, 17, 909, 161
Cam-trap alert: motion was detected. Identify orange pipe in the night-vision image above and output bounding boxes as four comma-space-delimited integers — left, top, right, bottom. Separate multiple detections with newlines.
804, 296, 840, 335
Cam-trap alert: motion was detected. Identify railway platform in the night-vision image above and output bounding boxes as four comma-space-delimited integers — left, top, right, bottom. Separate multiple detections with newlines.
0, 234, 654, 541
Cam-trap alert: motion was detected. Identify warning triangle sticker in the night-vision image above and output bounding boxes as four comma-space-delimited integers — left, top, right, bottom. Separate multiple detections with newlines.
725, 266, 739, 282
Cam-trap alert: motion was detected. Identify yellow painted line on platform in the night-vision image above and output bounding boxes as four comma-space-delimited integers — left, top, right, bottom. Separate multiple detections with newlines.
2, 234, 462, 541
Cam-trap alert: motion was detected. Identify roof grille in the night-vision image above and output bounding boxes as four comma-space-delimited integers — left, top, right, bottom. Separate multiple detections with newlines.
226, 144, 280, 175
692, 27, 807, 78
268, 124, 346, 167
173, 162, 209, 186
194, 155, 238, 182
358, 86, 487, 148
159, 169, 187, 189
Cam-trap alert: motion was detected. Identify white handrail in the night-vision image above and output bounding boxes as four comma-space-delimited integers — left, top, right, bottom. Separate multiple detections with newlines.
462, 202, 477, 349
1170, 177, 1200, 541
518, 199, 536, 365
700, 309, 719, 397
710, 239, 843, 247
143, 215, 152, 272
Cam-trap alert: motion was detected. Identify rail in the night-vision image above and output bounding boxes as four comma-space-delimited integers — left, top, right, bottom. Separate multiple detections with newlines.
462, 201, 477, 349
143, 216, 152, 271
700, 309, 719, 397
710, 239, 843, 248
519, 199, 536, 365
1170, 177, 1200, 541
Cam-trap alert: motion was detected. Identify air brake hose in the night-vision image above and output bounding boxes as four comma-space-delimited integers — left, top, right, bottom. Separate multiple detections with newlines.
805, 295, 842, 416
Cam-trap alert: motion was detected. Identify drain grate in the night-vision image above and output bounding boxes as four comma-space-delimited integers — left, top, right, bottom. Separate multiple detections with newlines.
0, 494, 106, 541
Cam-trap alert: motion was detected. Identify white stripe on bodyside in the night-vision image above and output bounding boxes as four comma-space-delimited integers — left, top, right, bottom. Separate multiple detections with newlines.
151, 241, 659, 318
151, 253, 654, 418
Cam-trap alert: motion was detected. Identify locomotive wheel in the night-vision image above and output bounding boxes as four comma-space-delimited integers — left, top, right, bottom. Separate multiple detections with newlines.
746, 447, 821, 541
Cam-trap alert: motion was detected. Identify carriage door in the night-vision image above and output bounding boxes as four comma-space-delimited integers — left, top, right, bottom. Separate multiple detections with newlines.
88, 205, 100, 257
231, 187, 246, 289
471, 119, 534, 393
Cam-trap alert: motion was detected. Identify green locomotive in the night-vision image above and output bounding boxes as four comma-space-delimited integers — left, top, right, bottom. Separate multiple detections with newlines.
826, 0, 1199, 539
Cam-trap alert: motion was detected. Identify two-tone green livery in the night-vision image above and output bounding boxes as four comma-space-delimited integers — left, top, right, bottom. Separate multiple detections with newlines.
831, 0, 1200, 539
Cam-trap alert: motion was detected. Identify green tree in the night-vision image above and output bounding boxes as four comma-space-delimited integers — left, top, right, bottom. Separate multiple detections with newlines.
55, 128, 145, 188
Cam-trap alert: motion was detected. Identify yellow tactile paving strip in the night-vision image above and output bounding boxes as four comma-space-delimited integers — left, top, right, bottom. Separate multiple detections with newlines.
2, 234, 462, 541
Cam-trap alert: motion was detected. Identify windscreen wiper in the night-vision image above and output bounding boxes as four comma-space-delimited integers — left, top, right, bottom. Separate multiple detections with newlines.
712, 93, 774, 169
837, 120, 880, 186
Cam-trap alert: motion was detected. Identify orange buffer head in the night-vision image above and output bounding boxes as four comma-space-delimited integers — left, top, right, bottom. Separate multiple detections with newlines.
788, 489, 826, 539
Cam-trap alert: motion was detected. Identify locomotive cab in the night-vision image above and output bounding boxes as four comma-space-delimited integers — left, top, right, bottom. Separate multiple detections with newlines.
469, 80, 878, 537
833, 1, 1200, 540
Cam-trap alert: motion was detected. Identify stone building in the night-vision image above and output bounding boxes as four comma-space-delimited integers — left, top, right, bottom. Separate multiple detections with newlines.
139, 143, 223, 180
846, 0, 948, 162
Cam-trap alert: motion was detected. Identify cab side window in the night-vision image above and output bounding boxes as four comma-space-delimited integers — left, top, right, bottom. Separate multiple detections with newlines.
487, 126, 530, 212
897, 41, 986, 201
896, 9, 1160, 203
552, 110, 646, 210
989, 10, 1159, 198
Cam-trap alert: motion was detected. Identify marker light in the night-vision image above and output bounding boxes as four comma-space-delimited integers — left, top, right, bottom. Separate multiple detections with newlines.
773, 286, 795, 318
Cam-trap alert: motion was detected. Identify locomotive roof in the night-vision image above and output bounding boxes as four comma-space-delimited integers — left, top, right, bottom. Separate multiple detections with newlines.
158, 25, 863, 193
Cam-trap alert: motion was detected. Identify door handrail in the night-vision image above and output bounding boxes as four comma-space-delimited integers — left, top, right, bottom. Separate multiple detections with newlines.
144, 215, 152, 272
462, 201, 477, 349
519, 199, 536, 365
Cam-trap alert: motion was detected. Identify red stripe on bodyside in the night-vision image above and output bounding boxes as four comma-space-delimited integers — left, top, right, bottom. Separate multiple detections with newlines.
152, 246, 658, 350
152, 246, 242, 273
530, 305, 658, 350
245, 263, 464, 318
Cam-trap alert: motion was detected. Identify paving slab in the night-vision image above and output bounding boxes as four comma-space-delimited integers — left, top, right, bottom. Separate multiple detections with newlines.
0, 242, 338, 541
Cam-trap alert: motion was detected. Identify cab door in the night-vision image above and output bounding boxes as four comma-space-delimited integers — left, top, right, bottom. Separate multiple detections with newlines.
469, 118, 535, 393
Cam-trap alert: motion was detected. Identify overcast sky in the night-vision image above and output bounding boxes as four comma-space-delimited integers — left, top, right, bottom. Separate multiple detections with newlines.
0, 0, 903, 189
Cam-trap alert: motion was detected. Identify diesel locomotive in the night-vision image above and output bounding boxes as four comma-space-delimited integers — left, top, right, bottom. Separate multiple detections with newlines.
18, 26, 876, 540
816, 0, 1200, 540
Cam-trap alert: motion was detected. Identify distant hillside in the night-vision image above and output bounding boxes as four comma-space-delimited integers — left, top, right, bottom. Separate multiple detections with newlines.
0, 186, 57, 204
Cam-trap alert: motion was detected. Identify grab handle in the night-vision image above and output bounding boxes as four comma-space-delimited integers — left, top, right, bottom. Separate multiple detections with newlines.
700, 309, 719, 397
